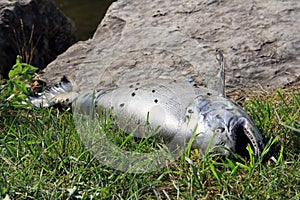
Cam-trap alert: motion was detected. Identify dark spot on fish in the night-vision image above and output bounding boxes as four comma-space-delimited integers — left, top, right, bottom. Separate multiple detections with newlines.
66, 98, 69, 102
120, 103, 125, 107
216, 114, 222, 119
207, 92, 212, 96
188, 109, 193, 114
129, 85, 134, 88
173, 80, 177, 82
136, 82, 140, 85
193, 84, 199, 88
152, 89, 156, 93
135, 88, 139, 91
131, 92, 136, 97
185, 115, 190, 120
154, 99, 158, 103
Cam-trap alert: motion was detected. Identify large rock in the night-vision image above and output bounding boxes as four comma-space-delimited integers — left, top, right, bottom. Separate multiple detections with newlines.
0, 0, 76, 79
40, 0, 300, 92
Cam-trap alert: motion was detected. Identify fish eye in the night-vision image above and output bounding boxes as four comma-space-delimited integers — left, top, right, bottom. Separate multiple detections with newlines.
215, 127, 225, 134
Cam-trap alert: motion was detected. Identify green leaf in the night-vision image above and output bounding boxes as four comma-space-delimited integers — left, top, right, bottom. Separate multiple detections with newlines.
6, 80, 14, 92
246, 144, 255, 167
23, 63, 38, 73
9, 63, 22, 80
17, 93, 28, 101
13, 80, 28, 94
236, 162, 251, 172
210, 163, 222, 184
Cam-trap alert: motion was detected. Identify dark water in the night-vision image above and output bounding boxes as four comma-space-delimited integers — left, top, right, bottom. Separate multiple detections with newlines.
54, 0, 116, 41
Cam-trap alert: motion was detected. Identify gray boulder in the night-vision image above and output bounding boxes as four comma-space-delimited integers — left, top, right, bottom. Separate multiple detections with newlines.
39, 0, 300, 92
0, 0, 76, 79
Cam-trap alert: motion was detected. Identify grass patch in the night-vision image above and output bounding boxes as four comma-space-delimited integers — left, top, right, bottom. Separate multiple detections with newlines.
1, 86, 299, 199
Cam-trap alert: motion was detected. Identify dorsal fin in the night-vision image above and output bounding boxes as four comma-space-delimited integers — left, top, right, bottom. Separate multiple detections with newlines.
215, 49, 226, 97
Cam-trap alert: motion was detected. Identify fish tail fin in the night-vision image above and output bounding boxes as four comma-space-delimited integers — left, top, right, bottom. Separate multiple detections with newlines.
28, 80, 77, 107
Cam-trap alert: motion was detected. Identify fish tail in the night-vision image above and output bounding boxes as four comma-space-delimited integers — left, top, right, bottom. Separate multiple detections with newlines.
28, 81, 77, 107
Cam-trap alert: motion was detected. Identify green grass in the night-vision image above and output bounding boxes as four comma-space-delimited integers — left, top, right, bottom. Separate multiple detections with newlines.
1, 87, 299, 199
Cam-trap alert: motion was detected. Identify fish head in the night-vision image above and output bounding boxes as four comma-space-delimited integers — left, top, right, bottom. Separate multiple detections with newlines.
186, 96, 264, 157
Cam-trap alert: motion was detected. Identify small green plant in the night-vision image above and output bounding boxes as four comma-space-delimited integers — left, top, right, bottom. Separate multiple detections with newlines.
0, 55, 38, 109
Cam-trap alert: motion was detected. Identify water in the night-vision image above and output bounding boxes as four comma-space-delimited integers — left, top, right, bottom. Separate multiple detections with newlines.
54, 0, 116, 41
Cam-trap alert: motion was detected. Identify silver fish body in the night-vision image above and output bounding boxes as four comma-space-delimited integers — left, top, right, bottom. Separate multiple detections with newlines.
29, 51, 264, 157
73, 79, 264, 157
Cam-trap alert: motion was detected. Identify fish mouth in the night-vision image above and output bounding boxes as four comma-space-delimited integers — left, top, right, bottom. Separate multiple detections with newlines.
231, 117, 263, 158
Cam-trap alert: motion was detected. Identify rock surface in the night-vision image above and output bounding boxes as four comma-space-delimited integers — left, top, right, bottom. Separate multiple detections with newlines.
40, 0, 300, 92
0, 0, 76, 79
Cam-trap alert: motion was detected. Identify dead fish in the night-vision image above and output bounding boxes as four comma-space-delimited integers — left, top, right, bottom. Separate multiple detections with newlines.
29, 52, 264, 157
